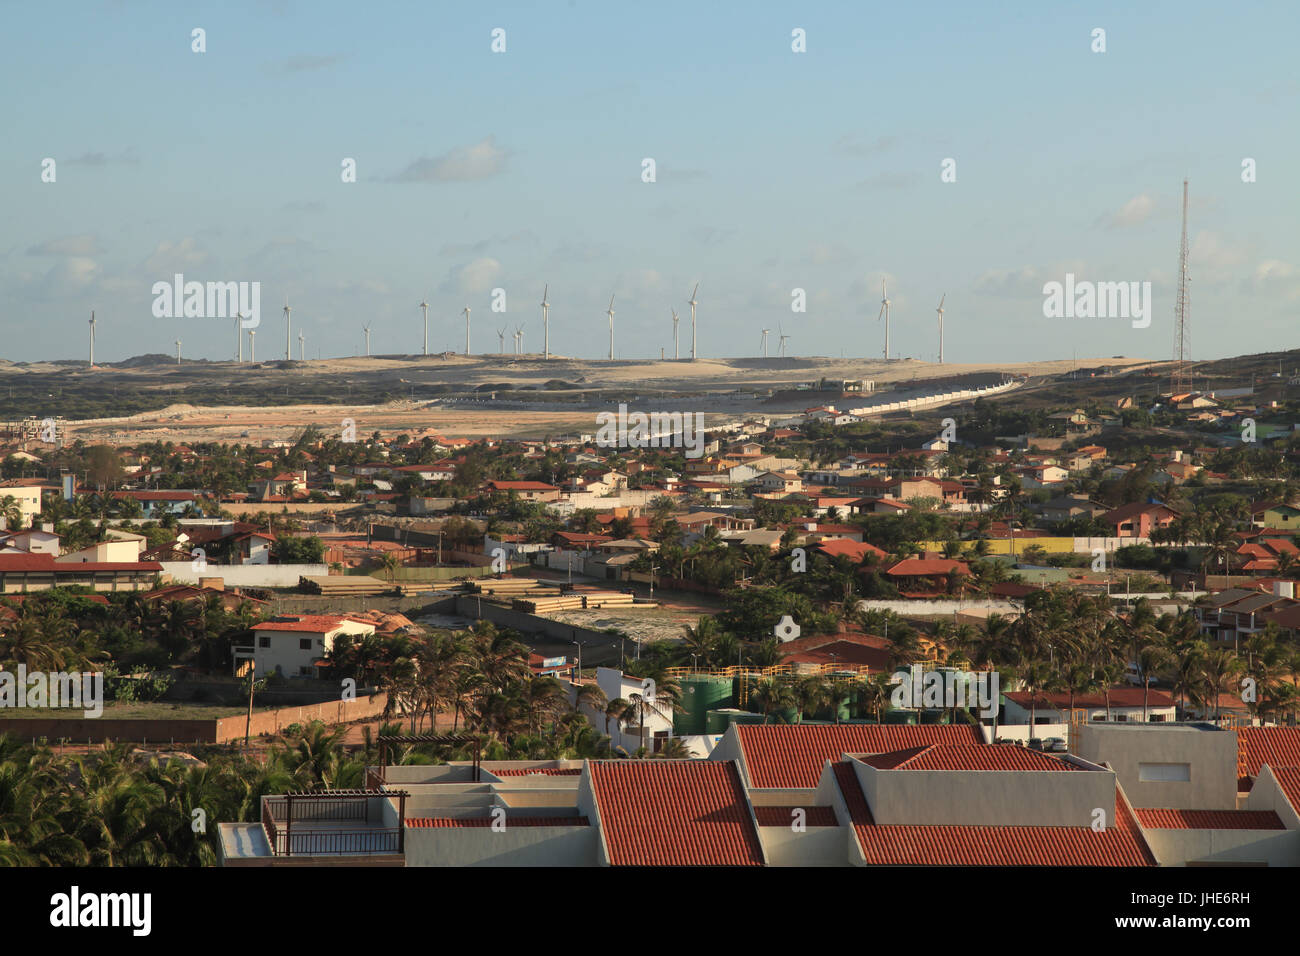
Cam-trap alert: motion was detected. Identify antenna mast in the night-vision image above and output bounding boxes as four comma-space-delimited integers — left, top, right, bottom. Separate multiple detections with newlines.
1172, 178, 1190, 395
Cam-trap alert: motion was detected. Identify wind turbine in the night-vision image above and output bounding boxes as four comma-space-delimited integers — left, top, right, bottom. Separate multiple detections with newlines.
936, 294, 946, 364
778, 323, 790, 357
606, 294, 616, 360
463, 306, 471, 355
249, 328, 256, 363
235, 313, 243, 362
516, 323, 525, 355
363, 325, 371, 357
671, 309, 680, 360
298, 329, 305, 361
760, 328, 771, 358
283, 300, 292, 361
175, 339, 182, 364
541, 285, 550, 360
88, 311, 96, 367
420, 300, 429, 356
497, 327, 507, 353
877, 281, 891, 360
688, 282, 699, 359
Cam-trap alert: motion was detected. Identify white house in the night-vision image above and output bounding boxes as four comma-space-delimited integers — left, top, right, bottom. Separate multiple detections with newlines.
243, 614, 376, 679
0, 482, 43, 528
1003, 688, 1177, 726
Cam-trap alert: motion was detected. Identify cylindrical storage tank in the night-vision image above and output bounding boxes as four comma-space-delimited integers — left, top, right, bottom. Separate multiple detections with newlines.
705, 708, 764, 734
674, 676, 734, 735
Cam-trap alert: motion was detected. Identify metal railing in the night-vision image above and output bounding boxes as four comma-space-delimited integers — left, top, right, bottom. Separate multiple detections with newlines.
267, 827, 403, 857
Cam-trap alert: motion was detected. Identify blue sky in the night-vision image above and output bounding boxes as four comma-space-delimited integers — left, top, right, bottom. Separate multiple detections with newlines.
4, 0, 1297, 364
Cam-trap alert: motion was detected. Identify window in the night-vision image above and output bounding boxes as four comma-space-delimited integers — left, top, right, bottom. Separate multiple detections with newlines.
1139, 763, 1191, 783
299, 638, 312, 650
259, 636, 270, 648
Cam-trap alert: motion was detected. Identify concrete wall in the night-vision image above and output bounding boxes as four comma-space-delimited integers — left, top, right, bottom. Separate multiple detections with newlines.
1142, 826, 1297, 867
857, 598, 1022, 616
759, 822, 849, 866
0, 692, 387, 744
1076, 724, 1238, 810
856, 759, 1114, 828
402, 824, 599, 866
161, 562, 330, 586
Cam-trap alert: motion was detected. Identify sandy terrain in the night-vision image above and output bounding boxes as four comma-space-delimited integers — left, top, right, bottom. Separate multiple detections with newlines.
59, 353, 1162, 444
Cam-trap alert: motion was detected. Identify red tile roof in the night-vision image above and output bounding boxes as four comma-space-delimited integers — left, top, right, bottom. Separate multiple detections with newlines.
883, 557, 970, 577
487, 768, 582, 777
1134, 808, 1284, 830
736, 724, 984, 790
1267, 766, 1300, 813
859, 744, 1078, 772
589, 761, 764, 866
814, 539, 890, 563
832, 762, 1155, 866
406, 817, 589, 828
752, 806, 838, 827
252, 614, 374, 633
1004, 688, 1176, 709
1237, 727, 1300, 783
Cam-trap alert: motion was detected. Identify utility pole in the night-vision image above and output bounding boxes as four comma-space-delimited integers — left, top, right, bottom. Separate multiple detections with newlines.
244, 659, 257, 748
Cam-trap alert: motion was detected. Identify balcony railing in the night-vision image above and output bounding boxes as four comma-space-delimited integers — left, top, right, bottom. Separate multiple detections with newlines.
259, 790, 408, 857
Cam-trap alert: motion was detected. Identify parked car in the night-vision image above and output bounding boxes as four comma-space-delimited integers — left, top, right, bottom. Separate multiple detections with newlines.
1028, 738, 1044, 751
1044, 737, 1068, 753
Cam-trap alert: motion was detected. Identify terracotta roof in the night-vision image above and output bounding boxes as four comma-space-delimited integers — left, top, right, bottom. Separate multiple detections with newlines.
0, 554, 163, 573
588, 760, 764, 866
884, 557, 970, 577
487, 768, 582, 777
1134, 808, 1284, 830
814, 539, 890, 562
736, 724, 984, 790
833, 762, 1156, 866
1268, 766, 1300, 813
1237, 727, 1300, 782
252, 614, 374, 633
781, 639, 890, 670
406, 817, 589, 828
487, 480, 558, 491
752, 805, 838, 827
859, 744, 1078, 773
1004, 688, 1176, 709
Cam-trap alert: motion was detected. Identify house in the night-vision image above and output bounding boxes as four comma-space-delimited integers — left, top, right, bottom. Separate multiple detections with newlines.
1040, 495, 1107, 525
0, 480, 44, 527
1101, 502, 1178, 540
751, 471, 803, 494
0, 553, 163, 593
241, 614, 376, 679
1003, 688, 1178, 725
1251, 501, 1300, 531
111, 490, 198, 518
882, 557, 971, 595
485, 480, 561, 502
0, 528, 61, 555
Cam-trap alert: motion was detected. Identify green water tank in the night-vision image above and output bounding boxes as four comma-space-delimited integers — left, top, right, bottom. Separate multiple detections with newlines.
705, 707, 764, 734
675, 676, 735, 735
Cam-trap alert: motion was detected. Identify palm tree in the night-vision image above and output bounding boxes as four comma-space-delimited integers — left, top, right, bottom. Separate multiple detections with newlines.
1135, 642, 1173, 722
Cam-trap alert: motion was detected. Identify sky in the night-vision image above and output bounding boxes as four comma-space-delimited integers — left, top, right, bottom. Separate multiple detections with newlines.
3, 0, 1298, 365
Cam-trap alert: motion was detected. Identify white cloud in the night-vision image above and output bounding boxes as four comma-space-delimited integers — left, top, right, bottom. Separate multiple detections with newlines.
391, 137, 508, 183
441, 257, 503, 294
142, 238, 208, 274
27, 234, 102, 257
1103, 193, 1156, 229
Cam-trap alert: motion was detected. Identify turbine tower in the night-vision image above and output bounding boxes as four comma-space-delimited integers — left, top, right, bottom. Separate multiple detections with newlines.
497, 327, 506, 353
516, 323, 525, 355
283, 300, 292, 361
235, 313, 243, 363
688, 283, 699, 359
363, 325, 371, 357
606, 295, 616, 360
778, 323, 790, 357
88, 311, 96, 367
1172, 178, 1191, 395
760, 328, 771, 358
935, 294, 945, 364
541, 284, 550, 360
298, 329, 306, 362
671, 309, 679, 360
463, 306, 471, 355
175, 339, 182, 364
249, 328, 255, 363
420, 300, 429, 356
877, 281, 891, 360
